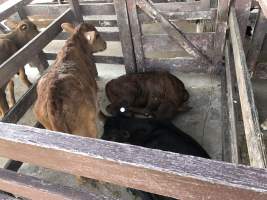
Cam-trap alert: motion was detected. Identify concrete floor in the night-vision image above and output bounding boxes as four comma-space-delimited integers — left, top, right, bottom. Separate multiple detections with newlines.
0, 1, 223, 199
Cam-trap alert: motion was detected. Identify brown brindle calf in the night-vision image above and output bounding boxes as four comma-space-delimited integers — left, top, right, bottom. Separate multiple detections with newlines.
105, 71, 190, 120
34, 23, 106, 138
0, 20, 39, 117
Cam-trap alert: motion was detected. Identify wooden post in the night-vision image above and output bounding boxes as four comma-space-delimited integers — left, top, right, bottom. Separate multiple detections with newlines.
214, 0, 231, 64
69, 0, 83, 23
229, 7, 267, 168
114, 0, 137, 73
246, 9, 267, 74
126, 0, 145, 72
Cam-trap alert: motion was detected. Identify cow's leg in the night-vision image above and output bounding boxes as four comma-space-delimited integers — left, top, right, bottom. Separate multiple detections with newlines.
7, 80, 15, 108
19, 67, 32, 88
0, 88, 10, 117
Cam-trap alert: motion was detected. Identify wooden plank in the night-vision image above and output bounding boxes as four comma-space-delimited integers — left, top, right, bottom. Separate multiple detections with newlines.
257, 0, 267, 18
56, 31, 119, 41
114, 0, 136, 73
45, 53, 124, 65
142, 33, 214, 57
139, 9, 217, 22
214, 0, 231, 63
136, 0, 212, 66
0, 193, 16, 200
69, 0, 83, 23
0, 123, 266, 199
225, 40, 240, 164
229, 7, 267, 168
1, 83, 36, 124
247, 10, 267, 73
0, 168, 114, 200
3, 123, 44, 173
144, 57, 210, 73
0, 0, 33, 21
0, 9, 74, 89
127, 0, 145, 72
220, 64, 231, 162
24, 4, 116, 17
234, 0, 252, 43
152, 1, 207, 12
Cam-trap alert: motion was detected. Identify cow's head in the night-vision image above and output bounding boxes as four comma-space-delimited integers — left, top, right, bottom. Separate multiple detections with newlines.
4, 20, 39, 48
61, 22, 106, 53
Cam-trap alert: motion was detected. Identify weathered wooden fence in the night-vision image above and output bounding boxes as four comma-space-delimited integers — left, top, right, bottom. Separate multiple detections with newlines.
0, 0, 266, 199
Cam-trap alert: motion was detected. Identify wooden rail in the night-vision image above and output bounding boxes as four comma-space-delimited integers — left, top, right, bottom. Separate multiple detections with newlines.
0, 9, 74, 88
0, 122, 266, 199
0, 168, 114, 200
225, 41, 240, 164
0, 0, 33, 21
229, 6, 267, 168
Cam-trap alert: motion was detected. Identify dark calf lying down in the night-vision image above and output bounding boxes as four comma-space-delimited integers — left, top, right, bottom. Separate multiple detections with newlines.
102, 116, 210, 200
105, 71, 189, 120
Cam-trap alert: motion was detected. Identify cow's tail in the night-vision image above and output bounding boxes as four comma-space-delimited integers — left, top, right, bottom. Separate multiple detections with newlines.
47, 82, 70, 133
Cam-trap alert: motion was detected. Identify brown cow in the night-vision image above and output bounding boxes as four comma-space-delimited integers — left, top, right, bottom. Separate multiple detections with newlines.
105, 71, 190, 120
0, 20, 39, 117
34, 23, 106, 138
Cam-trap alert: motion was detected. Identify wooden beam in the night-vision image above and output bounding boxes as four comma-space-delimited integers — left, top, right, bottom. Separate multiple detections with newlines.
56, 31, 120, 41
69, 0, 84, 23
126, 0, 145, 72
220, 64, 231, 162
0, 192, 16, 200
0, 123, 266, 199
214, 0, 231, 63
142, 33, 214, 57
0, 168, 114, 200
229, 7, 267, 168
114, 0, 136, 73
0, 9, 74, 89
24, 4, 116, 17
247, 10, 267, 73
136, 0, 213, 66
45, 53, 124, 65
225, 40, 240, 164
1, 83, 36, 124
0, 0, 33, 21
139, 9, 217, 22
151, 1, 208, 12
144, 57, 210, 73
3, 123, 44, 174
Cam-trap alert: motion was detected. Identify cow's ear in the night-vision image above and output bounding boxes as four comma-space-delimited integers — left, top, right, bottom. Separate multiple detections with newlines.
4, 20, 19, 30
84, 31, 96, 43
61, 23, 75, 34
